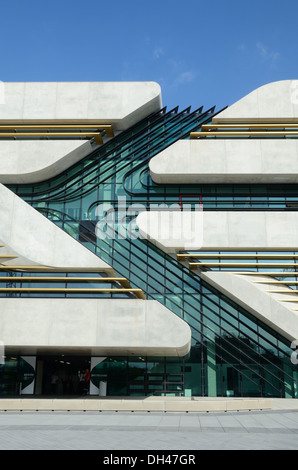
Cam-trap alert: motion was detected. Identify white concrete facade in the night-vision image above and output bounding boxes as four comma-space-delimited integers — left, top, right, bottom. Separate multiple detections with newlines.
0, 82, 162, 129
0, 81, 191, 359
137, 210, 298, 252
0, 79, 297, 398
149, 138, 298, 184
0, 183, 111, 270
0, 140, 93, 184
200, 271, 298, 342
150, 80, 298, 184
136, 210, 298, 341
0, 82, 162, 184
0, 298, 191, 357
213, 79, 298, 123
0, 183, 192, 356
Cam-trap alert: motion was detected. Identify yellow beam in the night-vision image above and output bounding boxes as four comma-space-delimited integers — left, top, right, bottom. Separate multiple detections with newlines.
0, 124, 114, 137
0, 132, 103, 144
229, 272, 298, 276
265, 290, 298, 293
190, 131, 298, 139
0, 287, 145, 299
189, 262, 298, 268
253, 280, 298, 284
0, 276, 128, 282
0, 266, 112, 272
0, 255, 17, 259
277, 298, 298, 302
201, 124, 298, 130
177, 253, 298, 260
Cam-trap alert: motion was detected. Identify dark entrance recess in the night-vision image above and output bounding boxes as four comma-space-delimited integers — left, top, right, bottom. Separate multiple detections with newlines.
39, 355, 91, 396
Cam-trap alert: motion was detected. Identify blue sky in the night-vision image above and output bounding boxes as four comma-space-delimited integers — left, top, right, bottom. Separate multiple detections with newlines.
0, 0, 297, 114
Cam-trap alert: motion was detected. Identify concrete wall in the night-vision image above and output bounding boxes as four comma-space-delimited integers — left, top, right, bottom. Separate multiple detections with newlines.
0, 81, 162, 184
213, 79, 298, 122
136, 210, 298, 340
0, 183, 111, 270
137, 211, 298, 252
149, 139, 298, 184
0, 140, 93, 184
0, 298, 191, 357
201, 271, 298, 342
0, 82, 162, 130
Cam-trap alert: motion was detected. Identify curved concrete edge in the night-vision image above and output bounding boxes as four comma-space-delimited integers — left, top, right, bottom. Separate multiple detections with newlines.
117, 82, 162, 130
0, 299, 191, 357
200, 271, 298, 342
213, 79, 298, 122
149, 139, 298, 184
0, 397, 277, 412
0, 140, 94, 184
0, 183, 111, 269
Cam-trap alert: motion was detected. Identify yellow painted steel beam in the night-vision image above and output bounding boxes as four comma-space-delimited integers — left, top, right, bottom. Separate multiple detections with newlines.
201, 124, 298, 130
277, 298, 298, 302
177, 253, 298, 260
0, 124, 114, 137
0, 276, 128, 282
0, 287, 145, 299
0, 132, 103, 144
190, 131, 298, 139
229, 272, 298, 276
253, 280, 298, 284
189, 262, 298, 268
0, 255, 17, 259
266, 290, 298, 293
0, 266, 113, 272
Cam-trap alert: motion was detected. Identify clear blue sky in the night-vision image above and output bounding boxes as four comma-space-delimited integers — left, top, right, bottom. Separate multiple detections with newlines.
0, 0, 297, 114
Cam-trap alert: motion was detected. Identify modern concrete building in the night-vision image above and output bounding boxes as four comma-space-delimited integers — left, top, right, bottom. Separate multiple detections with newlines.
0, 80, 297, 399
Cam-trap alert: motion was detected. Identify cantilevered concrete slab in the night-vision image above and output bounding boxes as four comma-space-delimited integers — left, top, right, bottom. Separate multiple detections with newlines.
0, 140, 93, 184
149, 80, 298, 184
0, 82, 162, 183
136, 210, 298, 252
136, 210, 298, 341
213, 79, 298, 123
0, 82, 162, 129
0, 183, 111, 270
0, 298, 191, 357
149, 138, 298, 184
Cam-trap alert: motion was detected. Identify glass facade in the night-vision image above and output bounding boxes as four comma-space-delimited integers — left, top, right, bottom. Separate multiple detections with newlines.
3, 105, 298, 398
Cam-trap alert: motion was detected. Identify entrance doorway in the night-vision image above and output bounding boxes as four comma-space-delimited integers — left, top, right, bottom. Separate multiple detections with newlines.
38, 356, 91, 396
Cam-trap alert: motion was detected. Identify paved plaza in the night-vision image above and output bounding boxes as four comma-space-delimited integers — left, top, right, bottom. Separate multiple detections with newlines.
0, 408, 297, 450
